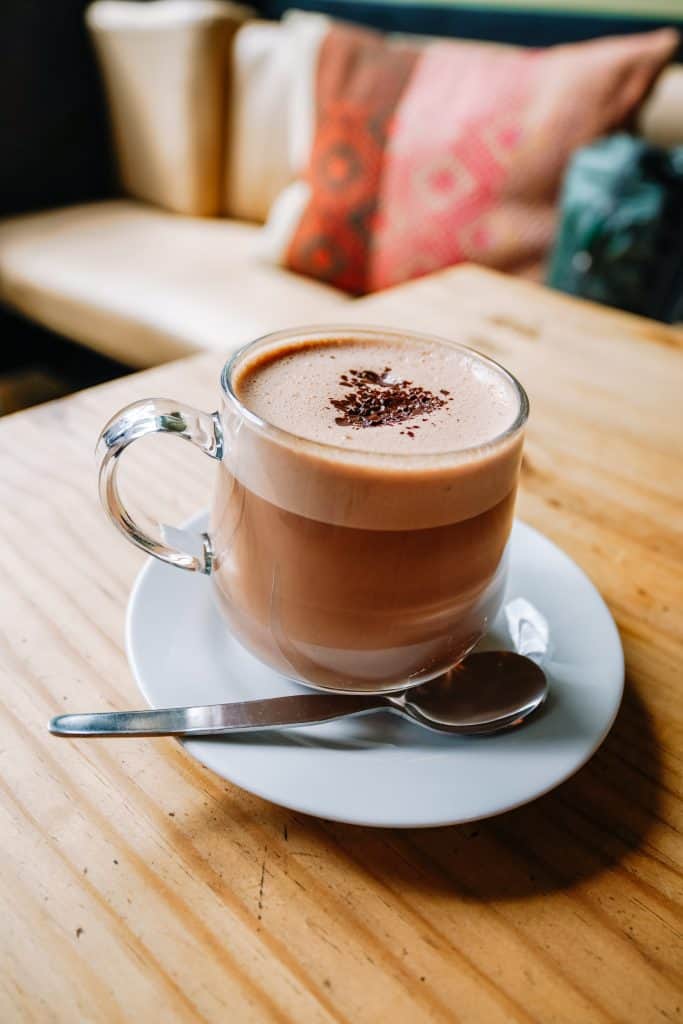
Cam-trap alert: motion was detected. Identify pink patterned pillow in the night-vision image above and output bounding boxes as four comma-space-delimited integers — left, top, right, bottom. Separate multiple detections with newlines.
262, 15, 678, 294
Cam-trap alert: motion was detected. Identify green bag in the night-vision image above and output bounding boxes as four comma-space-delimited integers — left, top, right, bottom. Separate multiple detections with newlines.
547, 134, 683, 323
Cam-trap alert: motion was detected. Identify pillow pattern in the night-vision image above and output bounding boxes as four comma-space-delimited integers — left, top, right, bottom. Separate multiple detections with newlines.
262, 15, 678, 294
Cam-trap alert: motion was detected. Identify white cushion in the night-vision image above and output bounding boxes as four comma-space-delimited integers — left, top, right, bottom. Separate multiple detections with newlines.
637, 65, 683, 147
0, 201, 348, 367
224, 21, 295, 222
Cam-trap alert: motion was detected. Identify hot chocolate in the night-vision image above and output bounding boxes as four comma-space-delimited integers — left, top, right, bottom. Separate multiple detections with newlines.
210, 329, 526, 692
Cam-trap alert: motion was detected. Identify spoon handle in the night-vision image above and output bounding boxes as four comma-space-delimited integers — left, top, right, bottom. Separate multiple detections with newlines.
49, 693, 384, 738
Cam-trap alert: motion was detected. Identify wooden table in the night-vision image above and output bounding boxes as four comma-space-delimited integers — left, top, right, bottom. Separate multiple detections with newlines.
1, 266, 681, 1024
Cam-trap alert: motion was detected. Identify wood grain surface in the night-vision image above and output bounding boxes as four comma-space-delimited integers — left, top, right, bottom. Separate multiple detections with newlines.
0, 266, 681, 1023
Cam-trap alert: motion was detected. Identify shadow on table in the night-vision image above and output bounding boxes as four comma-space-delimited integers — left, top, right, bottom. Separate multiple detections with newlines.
302, 676, 659, 900
182, 676, 658, 901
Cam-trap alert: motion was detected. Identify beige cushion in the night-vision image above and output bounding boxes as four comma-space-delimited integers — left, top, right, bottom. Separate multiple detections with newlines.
637, 65, 683, 147
0, 201, 348, 367
224, 20, 295, 221
87, 0, 251, 216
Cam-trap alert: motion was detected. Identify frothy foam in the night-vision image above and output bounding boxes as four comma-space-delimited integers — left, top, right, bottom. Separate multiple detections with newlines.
234, 337, 519, 456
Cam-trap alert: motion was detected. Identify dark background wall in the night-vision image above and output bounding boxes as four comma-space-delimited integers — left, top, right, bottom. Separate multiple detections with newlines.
256, 0, 683, 50
0, 0, 115, 217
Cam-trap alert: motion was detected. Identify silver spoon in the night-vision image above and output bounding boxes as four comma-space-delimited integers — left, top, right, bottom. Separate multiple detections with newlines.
49, 652, 547, 739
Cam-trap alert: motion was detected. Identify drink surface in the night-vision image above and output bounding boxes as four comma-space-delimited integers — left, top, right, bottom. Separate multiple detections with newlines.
233, 337, 519, 456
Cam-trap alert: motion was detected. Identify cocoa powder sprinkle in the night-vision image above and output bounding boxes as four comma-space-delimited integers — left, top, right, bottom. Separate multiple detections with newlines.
329, 368, 451, 431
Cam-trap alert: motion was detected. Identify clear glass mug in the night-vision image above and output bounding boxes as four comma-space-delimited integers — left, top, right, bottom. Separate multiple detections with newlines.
97, 326, 528, 693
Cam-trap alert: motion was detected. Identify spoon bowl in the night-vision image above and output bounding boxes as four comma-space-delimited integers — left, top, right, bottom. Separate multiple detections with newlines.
389, 652, 548, 734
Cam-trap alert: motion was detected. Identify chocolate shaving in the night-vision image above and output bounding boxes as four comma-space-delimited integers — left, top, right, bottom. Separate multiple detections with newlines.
329, 367, 451, 430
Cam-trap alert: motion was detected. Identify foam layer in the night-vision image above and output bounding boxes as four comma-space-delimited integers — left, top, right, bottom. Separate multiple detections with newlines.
223, 333, 526, 529
234, 337, 519, 456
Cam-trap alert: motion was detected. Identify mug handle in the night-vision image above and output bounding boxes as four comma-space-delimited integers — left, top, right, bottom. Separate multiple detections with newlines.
96, 398, 223, 574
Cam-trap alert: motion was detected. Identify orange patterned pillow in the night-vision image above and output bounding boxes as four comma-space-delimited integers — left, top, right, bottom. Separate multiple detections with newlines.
262, 14, 678, 294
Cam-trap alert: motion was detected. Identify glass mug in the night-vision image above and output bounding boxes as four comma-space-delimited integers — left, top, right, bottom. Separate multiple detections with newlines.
97, 326, 528, 693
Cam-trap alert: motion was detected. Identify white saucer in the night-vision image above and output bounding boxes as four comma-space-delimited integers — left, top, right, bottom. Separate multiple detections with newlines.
126, 516, 623, 828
